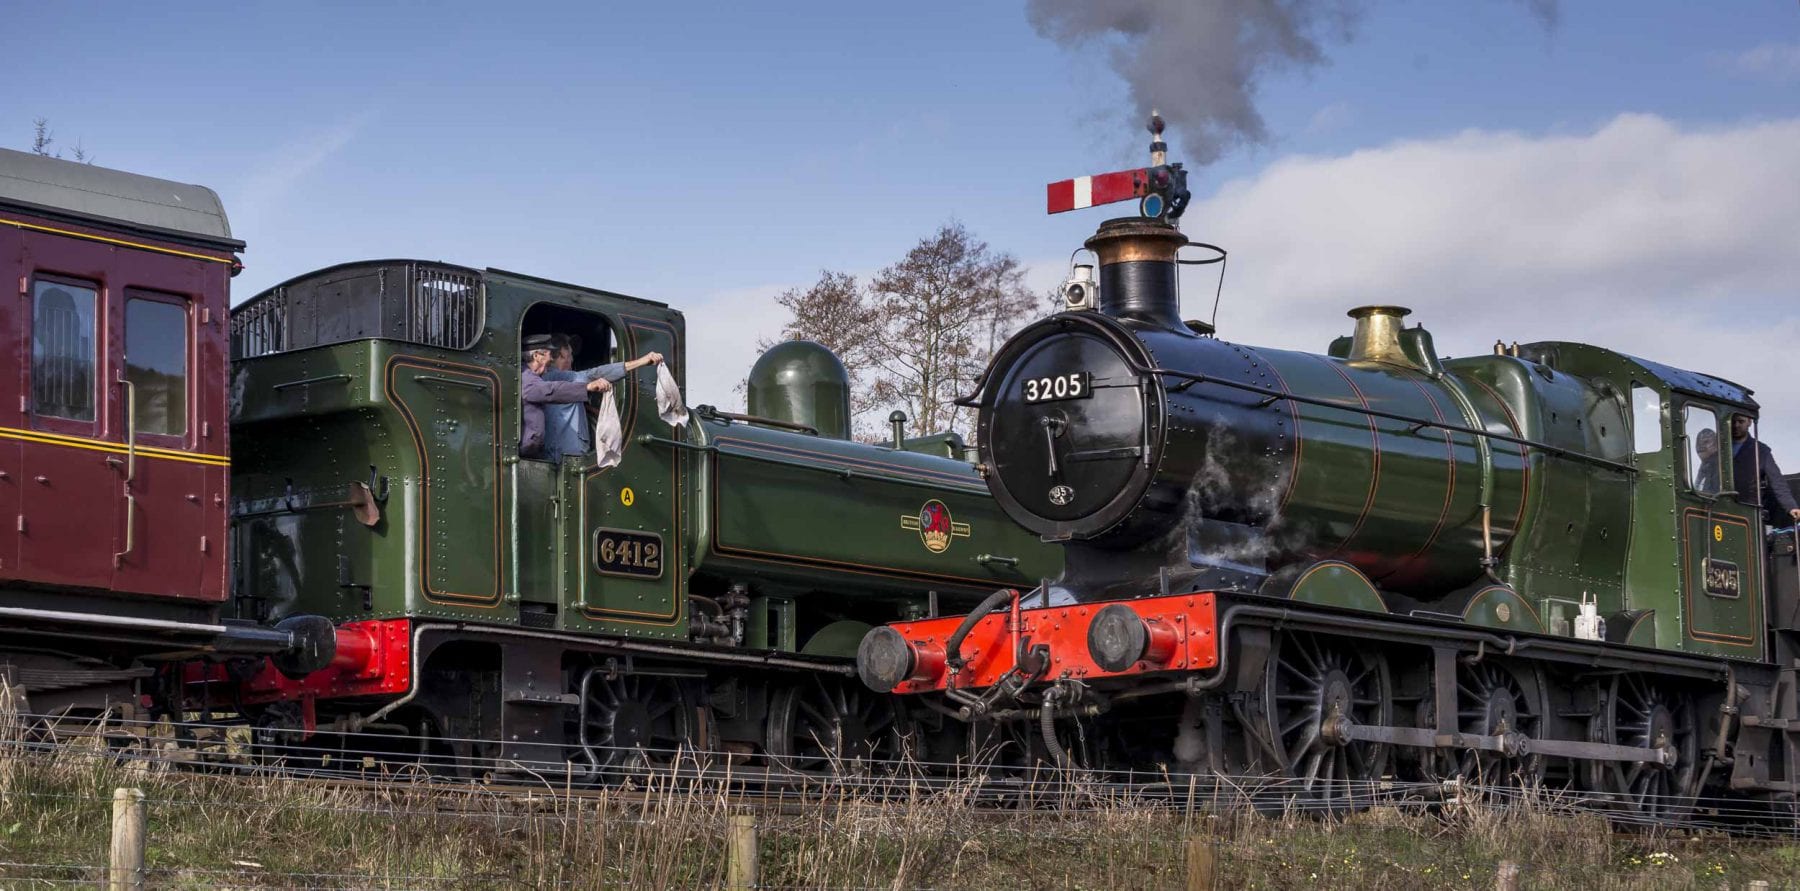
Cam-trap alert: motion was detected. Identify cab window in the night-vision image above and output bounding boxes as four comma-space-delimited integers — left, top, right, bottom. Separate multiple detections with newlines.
30, 277, 99, 424
1630, 385, 1662, 455
1682, 405, 1723, 495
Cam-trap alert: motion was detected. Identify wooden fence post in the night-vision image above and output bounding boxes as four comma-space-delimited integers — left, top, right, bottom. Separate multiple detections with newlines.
1495, 860, 1520, 891
108, 787, 145, 891
726, 813, 759, 890
1184, 834, 1215, 891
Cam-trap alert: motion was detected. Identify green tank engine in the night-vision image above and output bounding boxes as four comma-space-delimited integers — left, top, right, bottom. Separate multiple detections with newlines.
210, 259, 1058, 771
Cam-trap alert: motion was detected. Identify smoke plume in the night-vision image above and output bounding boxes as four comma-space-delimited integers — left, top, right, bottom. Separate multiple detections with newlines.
1027, 0, 1558, 165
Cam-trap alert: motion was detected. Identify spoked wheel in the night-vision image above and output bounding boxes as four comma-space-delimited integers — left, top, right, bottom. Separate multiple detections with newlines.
578, 669, 694, 776
1422, 660, 1546, 787
1584, 674, 1698, 820
766, 675, 911, 775
1256, 631, 1392, 816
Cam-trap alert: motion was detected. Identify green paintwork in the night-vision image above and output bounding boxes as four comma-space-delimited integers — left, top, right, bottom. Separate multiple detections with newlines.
1280, 561, 1388, 613
746, 340, 852, 440
1460, 585, 1545, 633
1253, 346, 1526, 595
1620, 611, 1659, 648
1242, 327, 1766, 661
229, 262, 1062, 654
800, 619, 875, 657
690, 418, 1057, 611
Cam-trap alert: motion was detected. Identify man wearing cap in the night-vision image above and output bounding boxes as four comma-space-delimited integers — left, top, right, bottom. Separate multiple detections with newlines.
535, 335, 666, 463
520, 333, 610, 459
1728, 413, 1800, 528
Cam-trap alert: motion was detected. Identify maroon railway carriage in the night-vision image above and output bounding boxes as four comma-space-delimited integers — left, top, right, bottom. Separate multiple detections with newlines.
0, 148, 322, 720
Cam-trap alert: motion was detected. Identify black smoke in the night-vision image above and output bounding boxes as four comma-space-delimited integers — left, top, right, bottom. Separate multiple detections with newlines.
1028, 0, 1558, 166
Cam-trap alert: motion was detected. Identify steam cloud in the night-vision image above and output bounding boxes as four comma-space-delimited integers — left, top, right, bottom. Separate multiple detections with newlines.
1027, 0, 1558, 165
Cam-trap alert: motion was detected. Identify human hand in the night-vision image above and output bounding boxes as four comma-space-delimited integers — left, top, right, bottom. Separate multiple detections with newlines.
642, 352, 664, 366
1790, 507, 1800, 522
586, 378, 612, 393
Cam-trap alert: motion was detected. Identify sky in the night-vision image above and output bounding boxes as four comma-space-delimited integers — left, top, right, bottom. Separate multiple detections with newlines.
8, 1, 1800, 445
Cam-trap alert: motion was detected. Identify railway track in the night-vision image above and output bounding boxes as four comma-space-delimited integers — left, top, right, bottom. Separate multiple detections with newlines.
10, 709, 1797, 836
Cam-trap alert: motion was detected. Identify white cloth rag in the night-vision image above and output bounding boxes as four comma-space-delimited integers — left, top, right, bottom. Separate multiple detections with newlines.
656, 364, 690, 428
593, 390, 623, 470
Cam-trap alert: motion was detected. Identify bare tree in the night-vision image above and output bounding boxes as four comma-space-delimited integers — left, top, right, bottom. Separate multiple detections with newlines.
865, 222, 1036, 438
28, 118, 92, 163
30, 118, 53, 157
761, 270, 880, 380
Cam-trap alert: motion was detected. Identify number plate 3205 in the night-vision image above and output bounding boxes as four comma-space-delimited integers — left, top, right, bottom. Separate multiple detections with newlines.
1021, 371, 1092, 404
592, 528, 664, 579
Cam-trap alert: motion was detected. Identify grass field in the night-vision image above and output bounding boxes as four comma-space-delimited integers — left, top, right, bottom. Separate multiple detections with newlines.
3, 734, 1798, 890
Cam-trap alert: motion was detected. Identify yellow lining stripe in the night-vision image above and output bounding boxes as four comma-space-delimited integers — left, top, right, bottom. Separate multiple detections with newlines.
0, 216, 236, 265
0, 426, 229, 467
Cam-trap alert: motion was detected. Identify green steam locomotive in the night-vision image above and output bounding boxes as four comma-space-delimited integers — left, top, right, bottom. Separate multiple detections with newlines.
856, 122, 1800, 820
211, 260, 1058, 771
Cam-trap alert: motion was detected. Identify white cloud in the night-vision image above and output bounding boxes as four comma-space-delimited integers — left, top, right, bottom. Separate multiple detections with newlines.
1168, 112, 1800, 448
1712, 43, 1800, 80
679, 282, 792, 413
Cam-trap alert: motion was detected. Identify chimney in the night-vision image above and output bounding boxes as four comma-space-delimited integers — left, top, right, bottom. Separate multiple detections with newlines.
1085, 217, 1189, 331
1345, 305, 1413, 365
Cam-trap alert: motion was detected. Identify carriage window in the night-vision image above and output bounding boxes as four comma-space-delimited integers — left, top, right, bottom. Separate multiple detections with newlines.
31, 278, 98, 423
1631, 386, 1662, 455
1682, 405, 1722, 496
125, 295, 190, 437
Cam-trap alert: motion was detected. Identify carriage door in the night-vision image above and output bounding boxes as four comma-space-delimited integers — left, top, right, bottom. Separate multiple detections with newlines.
574, 316, 683, 636
1676, 402, 1763, 659
111, 290, 210, 598
17, 273, 118, 590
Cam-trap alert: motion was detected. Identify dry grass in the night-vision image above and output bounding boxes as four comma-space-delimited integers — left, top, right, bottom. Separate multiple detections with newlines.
0, 705, 1795, 889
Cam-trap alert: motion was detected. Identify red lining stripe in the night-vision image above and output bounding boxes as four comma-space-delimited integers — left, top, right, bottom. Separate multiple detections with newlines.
1383, 378, 1458, 582
1314, 357, 1381, 558
1466, 377, 1531, 537
1262, 357, 1304, 513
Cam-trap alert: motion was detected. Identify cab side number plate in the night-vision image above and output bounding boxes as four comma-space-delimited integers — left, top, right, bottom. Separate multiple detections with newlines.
1022, 372, 1091, 404
592, 528, 664, 579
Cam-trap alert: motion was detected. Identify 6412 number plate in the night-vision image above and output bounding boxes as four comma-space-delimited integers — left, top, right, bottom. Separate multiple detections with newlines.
1021, 371, 1092, 404
592, 528, 664, 579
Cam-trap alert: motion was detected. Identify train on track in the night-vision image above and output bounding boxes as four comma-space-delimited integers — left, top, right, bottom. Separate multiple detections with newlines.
856, 118, 1800, 820
0, 145, 1055, 774
3, 120, 1799, 825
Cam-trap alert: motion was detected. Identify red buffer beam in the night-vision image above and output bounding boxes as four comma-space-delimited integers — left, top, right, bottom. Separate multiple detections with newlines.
861, 592, 1219, 695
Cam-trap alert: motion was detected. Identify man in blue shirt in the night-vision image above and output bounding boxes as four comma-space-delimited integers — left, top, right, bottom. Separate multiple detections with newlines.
520, 334, 606, 459
1729, 413, 1800, 528
540, 334, 664, 463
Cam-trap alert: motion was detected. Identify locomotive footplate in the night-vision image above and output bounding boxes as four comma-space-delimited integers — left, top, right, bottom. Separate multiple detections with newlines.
859, 587, 1736, 776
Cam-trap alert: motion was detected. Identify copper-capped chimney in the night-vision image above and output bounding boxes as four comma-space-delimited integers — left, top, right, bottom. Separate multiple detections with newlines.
1085, 217, 1189, 331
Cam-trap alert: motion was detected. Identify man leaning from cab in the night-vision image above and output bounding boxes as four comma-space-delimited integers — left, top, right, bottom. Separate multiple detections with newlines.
520, 333, 608, 459
522, 333, 664, 462
1729, 413, 1800, 528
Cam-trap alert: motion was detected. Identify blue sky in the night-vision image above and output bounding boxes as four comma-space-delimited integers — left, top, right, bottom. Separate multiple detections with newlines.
9, 1, 1800, 438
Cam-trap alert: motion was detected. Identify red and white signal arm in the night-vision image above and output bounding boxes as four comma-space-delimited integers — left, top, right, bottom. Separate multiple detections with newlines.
1045, 168, 1153, 215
